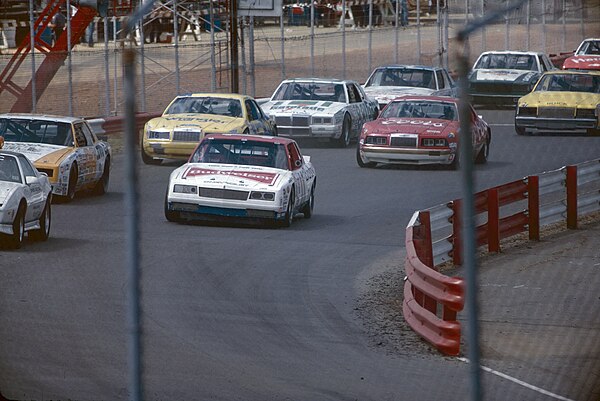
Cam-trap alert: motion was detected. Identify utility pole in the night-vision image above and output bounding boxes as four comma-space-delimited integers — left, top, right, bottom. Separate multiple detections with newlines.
230, 0, 239, 93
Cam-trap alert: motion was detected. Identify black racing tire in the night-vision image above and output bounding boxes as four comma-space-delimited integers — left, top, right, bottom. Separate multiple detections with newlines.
93, 157, 110, 195
450, 151, 460, 170
515, 125, 526, 136
338, 115, 351, 148
57, 163, 78, 203
9, 203, 26, 249
30, 199, 51, 241
164, 190, 180, 223
141, 146, 162, 165
356, 145, 376, 168
280, 188, 295, 228
475, 140, 489, 164
300, 184, 315, 219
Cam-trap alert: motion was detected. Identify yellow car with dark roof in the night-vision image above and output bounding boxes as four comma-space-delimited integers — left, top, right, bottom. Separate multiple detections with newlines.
141, 93, 277, 165
515, 70, 600, 136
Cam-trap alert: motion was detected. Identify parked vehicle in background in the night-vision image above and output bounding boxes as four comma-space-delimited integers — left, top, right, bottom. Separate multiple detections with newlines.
0, 114, 111, 202
164, 134, 317, 227
0, 147, 53, 249
468, 51, 556, 107
515, 70, 600, 136
141, 93, 277, 165
363, 65, 457, 110
562, 38, 600, 71
260, 78, 379, 147
357, 95, 491, 169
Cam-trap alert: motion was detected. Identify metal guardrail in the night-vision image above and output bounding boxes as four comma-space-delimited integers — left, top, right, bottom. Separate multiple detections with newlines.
403, 157, 600, 356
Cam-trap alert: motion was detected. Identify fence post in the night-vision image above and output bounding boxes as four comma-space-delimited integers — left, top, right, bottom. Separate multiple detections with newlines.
528, 175, 540, 240
566, 165, 578, 229
488, 188, 500, 252
451, 199, 462, 266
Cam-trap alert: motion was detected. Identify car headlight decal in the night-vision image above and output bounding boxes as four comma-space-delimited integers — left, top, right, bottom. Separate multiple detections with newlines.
250, 191, 275, 201
173, 184, 197, 194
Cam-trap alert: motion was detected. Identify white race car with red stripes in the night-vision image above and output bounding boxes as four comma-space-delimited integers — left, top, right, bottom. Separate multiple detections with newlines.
164, 133, 317, 227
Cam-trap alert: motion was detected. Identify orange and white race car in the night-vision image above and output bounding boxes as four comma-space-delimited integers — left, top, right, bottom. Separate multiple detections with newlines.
0, 114, 111, 202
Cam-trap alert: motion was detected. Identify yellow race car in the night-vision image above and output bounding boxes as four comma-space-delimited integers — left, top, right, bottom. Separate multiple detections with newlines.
515, 70, 600, 136
141, 93, 278, 164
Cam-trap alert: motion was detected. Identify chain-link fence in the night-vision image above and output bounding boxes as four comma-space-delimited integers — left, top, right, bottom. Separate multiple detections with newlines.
1, 0, 599, 118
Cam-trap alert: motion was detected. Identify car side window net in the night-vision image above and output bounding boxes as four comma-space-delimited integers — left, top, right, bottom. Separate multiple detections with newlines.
0, 118, 71, 146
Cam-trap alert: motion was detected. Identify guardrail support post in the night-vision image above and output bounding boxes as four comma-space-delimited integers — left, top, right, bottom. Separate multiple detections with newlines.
528, 175, 539, 241
419, 211, 437, 314
419, 211, 434, 268
488, 188, 500, 252
566, 165, 578, 229
451, 200, 462, 266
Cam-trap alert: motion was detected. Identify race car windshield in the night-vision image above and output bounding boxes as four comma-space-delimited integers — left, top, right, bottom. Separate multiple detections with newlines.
535, 74, 600, 93
475, 54, 536, 71
165, 97, 243, 118
191, 139, 289, 170
382, 101, 457, 121
0, 155, 21, 184
272, 82, 346, 102
577, 40, 600, 55
0, 118, 73, 146
366, 68, 436, 89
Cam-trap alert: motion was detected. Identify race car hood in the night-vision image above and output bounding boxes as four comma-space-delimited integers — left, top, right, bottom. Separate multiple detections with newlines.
363, 118, 457, 136
2, 142, 70, 165
174, 163, 288, 191
471, 69, 538, 82
148, 113, 243, 132
261, 100, 346, 117
0, 182, 21, 204
562, 55, 600, 70
519, 91, 600, 109
363, 86, 436, 103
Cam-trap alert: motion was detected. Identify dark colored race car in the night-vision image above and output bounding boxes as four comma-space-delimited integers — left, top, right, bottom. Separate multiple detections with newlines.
468, 51, 556, 107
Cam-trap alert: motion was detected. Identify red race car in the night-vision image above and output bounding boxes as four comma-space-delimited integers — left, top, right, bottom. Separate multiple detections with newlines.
562, 38, 600, 71
356, 95, 491, 169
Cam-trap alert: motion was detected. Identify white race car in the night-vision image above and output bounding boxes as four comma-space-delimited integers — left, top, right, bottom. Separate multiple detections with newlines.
165, 134, 317, 227
260, 78, 379, 147
363, 65, 458, 110
0, 147, 53, 249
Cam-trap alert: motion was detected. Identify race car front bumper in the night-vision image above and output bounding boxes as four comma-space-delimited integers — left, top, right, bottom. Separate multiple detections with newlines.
515, 116, 599, 134
360, 145, 456, 165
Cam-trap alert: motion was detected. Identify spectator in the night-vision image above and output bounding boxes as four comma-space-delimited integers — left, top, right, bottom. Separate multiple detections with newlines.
48, 7, 66, 47
85, 19, 95, 47
400, 0, 408, 26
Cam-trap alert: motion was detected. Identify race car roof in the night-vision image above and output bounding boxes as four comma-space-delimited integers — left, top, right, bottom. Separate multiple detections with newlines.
386, 94, 459, 104
0, 113, 84, 124
371, 65, 443, 71
541, 69, 600, 76
203, 133, 297, 145
177, 93, 249, 100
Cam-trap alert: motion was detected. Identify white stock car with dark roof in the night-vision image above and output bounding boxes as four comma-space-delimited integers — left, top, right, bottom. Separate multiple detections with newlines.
468, 51, 556, 107
260, 78, 379, 147
164, 134, 317, 227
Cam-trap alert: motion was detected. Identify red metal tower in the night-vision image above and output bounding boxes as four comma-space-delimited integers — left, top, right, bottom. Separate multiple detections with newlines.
0, 0, 133, 113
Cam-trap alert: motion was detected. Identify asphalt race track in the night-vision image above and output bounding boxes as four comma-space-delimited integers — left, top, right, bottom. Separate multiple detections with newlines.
0, 110, 599, 400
